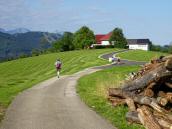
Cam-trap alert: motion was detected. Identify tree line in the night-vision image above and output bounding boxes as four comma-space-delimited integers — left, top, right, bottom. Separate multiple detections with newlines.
13, 26, 126, 61
51, 26, 127, 52
4, 25, 172, 62
150, 43, 172, 54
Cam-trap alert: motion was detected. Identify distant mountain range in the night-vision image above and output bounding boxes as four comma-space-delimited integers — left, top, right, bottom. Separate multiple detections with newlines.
0, 28, 62, 61
0, 28, 30, 35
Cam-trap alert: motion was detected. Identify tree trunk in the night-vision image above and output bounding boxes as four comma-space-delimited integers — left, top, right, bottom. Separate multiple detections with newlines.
158, 91, 166, 97
122, 64, 172, 94
107, 55, 172, 128
166, 93, 172, 103
154, 111, 172, 128
157, 97, 168, 106
133, 96, 167, 114
126, 111, 141, 124
165, 58, 172, 70
165, 82, 172, 88
125, 98, 136, 111
144, 88, 154, 97
156, 117, 172, 129
108, 88, 128, 98
137, 106, 162, 129
108, 97, 126, 106
147, 82, 156, 89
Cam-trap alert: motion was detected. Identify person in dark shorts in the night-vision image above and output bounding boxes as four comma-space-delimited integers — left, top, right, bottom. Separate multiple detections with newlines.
117, 57, 121, 64
55, 59, 62, 78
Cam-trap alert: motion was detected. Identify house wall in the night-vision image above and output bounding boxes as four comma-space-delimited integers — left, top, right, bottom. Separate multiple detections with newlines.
129, 44, 149, 51
101, 41, 110, 45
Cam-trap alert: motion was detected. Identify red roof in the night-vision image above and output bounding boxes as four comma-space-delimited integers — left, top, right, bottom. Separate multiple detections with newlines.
95, 34, 105, 44
100, 32, 112, 41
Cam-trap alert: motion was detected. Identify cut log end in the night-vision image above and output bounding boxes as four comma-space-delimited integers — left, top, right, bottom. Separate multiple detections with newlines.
157, 97, 168, 106
165, 58, 172, 71
144, 88, 154, 97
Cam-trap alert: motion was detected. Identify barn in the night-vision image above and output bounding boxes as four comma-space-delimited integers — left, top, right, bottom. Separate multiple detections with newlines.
95, 32, 112, 46
127, 39, 151, 51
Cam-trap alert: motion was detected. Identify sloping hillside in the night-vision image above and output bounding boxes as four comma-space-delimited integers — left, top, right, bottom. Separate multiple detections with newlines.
0, 32, 62, 60
0, 49, 117, 108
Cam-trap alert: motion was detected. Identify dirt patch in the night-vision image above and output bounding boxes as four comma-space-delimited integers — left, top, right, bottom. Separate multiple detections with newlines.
0, 105, 6, 122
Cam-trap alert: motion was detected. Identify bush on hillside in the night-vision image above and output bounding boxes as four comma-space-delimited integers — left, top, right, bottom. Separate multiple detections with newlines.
73, 26, 95, 49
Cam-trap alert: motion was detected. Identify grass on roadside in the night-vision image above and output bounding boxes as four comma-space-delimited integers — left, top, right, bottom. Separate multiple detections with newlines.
77, 65, 145, 129
0, 49, 118, 108
117, 50, 169, 62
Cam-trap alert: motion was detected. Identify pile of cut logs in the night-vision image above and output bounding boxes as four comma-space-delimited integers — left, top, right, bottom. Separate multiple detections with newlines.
108, 55, 172, 129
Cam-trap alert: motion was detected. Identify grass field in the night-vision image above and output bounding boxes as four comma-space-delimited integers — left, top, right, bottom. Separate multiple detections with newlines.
0, 49, 118, 110
117, 50, 169, 61
77, 66, 144, 129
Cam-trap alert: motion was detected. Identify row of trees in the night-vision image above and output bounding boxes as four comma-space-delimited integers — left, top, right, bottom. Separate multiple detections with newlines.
52, 26, 127, 52
52, 26, 95, 52
150, 44, 172, 54
1, 27, 127, 62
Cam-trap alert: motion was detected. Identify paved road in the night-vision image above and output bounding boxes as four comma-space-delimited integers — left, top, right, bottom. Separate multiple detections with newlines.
99, 49, 146, 68
0, 50, 145, 129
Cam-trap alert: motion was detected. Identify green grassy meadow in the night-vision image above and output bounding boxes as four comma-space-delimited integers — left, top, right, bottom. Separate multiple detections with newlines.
117, 50, 169, 61
0, 49, 118, 109
77, 66, 144, 129
0, 48, 168, 126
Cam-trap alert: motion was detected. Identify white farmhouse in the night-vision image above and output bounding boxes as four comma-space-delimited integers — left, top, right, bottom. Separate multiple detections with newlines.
127, 39, 150, 51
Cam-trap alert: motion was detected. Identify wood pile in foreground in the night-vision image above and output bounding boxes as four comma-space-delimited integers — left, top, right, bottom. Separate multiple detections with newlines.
108, 55, 172, 129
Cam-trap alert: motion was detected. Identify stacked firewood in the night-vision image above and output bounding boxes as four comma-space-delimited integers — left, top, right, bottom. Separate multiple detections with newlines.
108, 55, 172, 129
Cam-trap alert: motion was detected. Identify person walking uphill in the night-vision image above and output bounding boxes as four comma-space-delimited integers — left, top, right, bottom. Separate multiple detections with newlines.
55, 59, 62, 78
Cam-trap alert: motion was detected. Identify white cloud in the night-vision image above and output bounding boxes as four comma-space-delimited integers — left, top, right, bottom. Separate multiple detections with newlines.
0, 0, 65, 30
0, 0, 29, 29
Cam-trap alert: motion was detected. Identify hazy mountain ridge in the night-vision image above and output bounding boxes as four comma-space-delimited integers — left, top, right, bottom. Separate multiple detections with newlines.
0, 28, 6, 33
0, 30, 62, 60
0, 28, 30, 34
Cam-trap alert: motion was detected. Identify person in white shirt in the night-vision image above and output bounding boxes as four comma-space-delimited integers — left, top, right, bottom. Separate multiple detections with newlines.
55, 59, 62, 78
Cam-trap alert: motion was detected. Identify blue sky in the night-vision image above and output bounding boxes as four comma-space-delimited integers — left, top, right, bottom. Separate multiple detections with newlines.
0, 0, 171, 45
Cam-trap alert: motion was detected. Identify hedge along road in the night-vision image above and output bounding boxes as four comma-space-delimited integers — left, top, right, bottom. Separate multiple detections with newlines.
0, 50, 146, 129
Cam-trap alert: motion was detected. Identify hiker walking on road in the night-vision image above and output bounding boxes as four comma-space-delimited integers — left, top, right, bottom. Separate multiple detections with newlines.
117, 57, 121, 64
55, 59, 62, 78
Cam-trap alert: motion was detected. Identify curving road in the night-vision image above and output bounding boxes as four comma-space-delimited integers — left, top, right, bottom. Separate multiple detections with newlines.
100, 49, 146, 67
0, 50, 145, 129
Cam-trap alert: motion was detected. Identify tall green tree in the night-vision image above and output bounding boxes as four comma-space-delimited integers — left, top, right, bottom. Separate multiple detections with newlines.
61, 32, 74, 51
109, 28, 127, 48
73, 26, 95, 49
168, 42, 172, 54
52, 32, 74, 52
